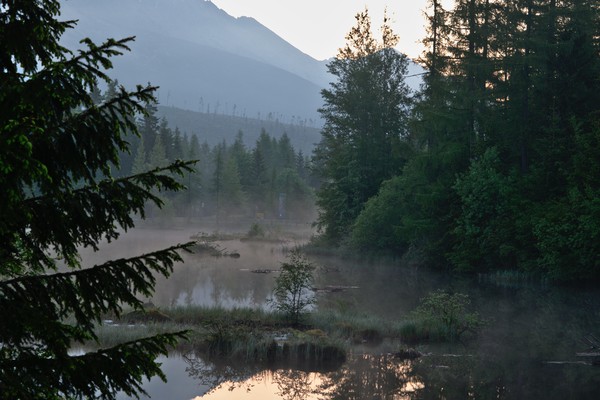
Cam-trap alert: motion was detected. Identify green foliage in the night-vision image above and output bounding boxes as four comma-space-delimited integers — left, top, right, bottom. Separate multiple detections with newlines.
350, 175, 409, 253
530, 119, 600, 281
313, 8, 411, 244
341, 0, 600, 282
0, 1, 195, 398
351, 143, 464, 260
270, 250, 316, 325
128, 123, 315, 220
410, 290, 484, 341
450, 148, 525, 272
533, 187, 600, 282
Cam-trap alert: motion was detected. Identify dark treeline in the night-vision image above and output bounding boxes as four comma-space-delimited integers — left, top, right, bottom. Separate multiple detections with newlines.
91, 82, 316, 221
314, 1, 600, 282
157, 106, 322, 155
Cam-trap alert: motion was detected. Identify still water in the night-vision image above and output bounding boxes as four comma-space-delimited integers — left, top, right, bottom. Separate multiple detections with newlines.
84, 225, 600, 399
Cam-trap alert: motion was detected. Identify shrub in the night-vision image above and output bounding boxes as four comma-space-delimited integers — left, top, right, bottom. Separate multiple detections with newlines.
411, 290, 484, 341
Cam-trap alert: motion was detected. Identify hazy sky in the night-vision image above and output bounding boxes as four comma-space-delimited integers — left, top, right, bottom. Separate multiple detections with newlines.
210, 0, 455, 61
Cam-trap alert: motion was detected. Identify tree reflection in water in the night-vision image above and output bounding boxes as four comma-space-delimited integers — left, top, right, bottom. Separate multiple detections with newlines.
317, 354, 422, 399
179, 345, 600, 400
274, 369, 318, 400
182, 352, 424, 399
183, 353, 261, 395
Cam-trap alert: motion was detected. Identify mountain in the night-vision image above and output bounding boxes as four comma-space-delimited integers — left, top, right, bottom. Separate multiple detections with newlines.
59, 0, 424, 125
59, 0, 329, 122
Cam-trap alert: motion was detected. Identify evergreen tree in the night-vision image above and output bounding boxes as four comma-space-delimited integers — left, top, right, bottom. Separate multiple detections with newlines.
0, 1, 195, 398
90, 82, 104, 104
139, 99, 159, 152
183, 134, 203, 215
148, 133, 168, 169
105, 78, 119, 100
256, 128, 275, 170
250, 147, 269, 212
171, 127, 185, 161
296, 150, 308, 181
131, 135, 148, 175
212, 144, 225, 219
188, 134, 201, 161
277, 132, 296, 169
220, 156, 245, 213
230, 130, 252, 188
313, 8, 411, 243
158, 117, 174, 162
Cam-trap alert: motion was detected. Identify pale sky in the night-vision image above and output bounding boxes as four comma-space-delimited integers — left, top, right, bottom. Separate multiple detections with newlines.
210, 0, 455, 61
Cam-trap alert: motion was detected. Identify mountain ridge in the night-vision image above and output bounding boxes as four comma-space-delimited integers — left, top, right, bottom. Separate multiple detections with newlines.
59, 0, 422, 123
59, 0, 329, 121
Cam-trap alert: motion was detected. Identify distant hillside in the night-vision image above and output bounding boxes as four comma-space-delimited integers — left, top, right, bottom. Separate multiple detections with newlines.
59, 0, 329, 122
59, 0, 423, 126
157, 106, 322, 154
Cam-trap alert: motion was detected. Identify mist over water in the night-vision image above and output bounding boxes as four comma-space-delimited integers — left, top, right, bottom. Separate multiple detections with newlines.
78, 221, 310, 308
85, 222, 600, 399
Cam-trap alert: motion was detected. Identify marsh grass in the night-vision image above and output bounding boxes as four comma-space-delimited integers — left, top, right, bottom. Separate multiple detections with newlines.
88, 300, 482, 367
85, 306, 375, 368
93, 305, 428, 346
165, 305, 286, 327
307, 309, 406, 344
397, 318, 459, 343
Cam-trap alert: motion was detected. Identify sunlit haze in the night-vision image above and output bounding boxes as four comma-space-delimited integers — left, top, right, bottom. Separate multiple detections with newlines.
210, 0, 455, 60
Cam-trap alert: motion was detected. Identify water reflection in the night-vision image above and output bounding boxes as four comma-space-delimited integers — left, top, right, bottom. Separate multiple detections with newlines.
182, 352, 424, 400
77, 226, 296, 308
151, 238, 292, 308
316, 354, 422, 399
140, 347, 599, 400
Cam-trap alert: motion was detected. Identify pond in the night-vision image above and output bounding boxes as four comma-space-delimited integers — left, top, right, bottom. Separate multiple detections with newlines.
83, 225, 600, 399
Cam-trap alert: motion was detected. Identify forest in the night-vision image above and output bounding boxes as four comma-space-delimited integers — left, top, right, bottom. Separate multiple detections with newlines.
92, 80, 316, 222
112, 0, 600, 283
312, 0, 600, 283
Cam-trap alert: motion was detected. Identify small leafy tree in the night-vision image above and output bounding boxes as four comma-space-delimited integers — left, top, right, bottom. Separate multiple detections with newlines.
0, 1, 195, 398
271, 250, 316, 325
